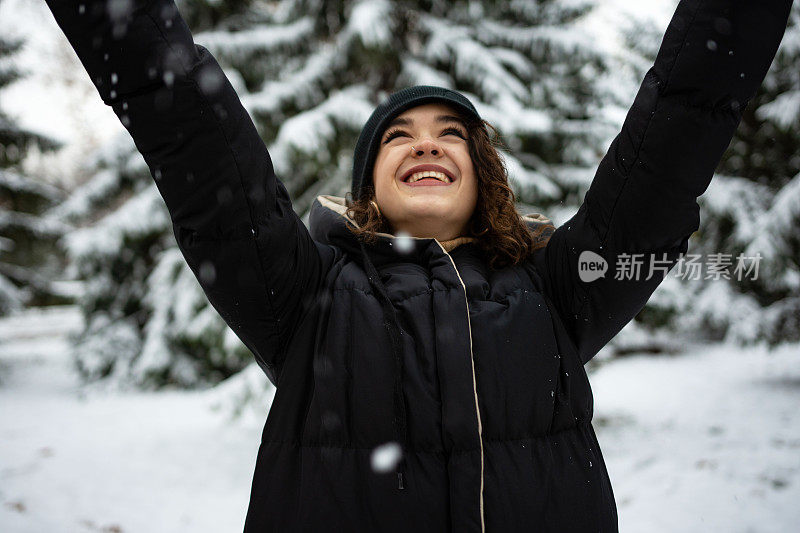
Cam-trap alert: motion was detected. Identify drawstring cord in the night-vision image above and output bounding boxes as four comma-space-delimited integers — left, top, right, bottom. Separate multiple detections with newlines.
359, 240, 408, 490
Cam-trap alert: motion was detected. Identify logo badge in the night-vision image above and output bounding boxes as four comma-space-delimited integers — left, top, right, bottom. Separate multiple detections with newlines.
578, 250, 608, 282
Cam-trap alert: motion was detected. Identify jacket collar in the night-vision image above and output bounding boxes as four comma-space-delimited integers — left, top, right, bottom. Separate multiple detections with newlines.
309, 194, 552, 264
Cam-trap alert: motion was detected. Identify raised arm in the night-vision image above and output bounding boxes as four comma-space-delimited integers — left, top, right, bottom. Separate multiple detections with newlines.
530, 0, 792, 364
44, 0, 336, 384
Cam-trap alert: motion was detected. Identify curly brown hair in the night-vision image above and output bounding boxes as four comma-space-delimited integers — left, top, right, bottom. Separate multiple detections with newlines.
345, 111, 555, 270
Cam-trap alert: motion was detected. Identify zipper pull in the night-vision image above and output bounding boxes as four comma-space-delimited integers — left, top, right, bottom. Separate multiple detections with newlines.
397, 472, 405, 490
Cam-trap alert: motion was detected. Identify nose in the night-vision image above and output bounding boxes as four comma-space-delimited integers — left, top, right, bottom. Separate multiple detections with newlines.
411, 138, 442, 157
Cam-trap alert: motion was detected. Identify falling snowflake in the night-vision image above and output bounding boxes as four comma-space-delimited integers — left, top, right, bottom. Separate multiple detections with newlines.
371, 441, 402, 473
395, 231, 414, 253
197, 65, 224, 95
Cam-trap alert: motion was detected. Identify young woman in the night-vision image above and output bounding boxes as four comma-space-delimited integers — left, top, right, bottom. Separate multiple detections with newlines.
45, 0, 791, 531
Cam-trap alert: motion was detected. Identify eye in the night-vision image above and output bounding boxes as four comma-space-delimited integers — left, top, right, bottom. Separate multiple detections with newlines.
382, 128, 408, 144
441, 126, 467, 139
382, 126, 467, 144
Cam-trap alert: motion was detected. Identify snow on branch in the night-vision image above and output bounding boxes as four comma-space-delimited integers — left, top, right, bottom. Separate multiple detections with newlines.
343, 0, 394, 48
195, 17, 315, 59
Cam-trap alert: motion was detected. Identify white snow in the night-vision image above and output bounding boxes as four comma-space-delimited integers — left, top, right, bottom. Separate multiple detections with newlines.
592, 343, 800, 532
343, 0, 394, 48
0, 0, 126, 187
577, 0, 676, 54
2, 306, 798, 531
746, 171, 800, 290
757, 89, 800, 128
0, 306, 263, 532
195, 17, 316, 59
398, 57, 454, 89
242, 44, 341, 114
268, 85, 375, 177
62, 185, 170, 263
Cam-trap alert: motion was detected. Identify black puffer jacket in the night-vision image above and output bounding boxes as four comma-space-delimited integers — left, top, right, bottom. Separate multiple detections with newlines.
46, 0, 790, 530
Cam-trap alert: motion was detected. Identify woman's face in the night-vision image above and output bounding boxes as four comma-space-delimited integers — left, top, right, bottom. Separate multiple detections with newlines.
372, 103, 478, 241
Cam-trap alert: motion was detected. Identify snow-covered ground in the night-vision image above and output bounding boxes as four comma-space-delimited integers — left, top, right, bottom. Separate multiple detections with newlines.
593, 343, 800, 532
0, 306, 263, 532
1, 305, 798, 532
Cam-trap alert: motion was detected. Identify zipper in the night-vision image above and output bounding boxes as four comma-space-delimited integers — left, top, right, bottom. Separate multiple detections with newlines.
435, 241, 485, 533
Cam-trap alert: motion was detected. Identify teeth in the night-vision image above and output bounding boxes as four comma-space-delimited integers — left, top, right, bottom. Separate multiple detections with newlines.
407, 171, 450, 183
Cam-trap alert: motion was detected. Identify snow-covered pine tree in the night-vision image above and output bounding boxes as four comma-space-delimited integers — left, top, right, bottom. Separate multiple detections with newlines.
707, 3, 800, 346
0, 9, 64, 315
201, 0, 629, 216
56, 0, 637, 387
641, 4, 800, 348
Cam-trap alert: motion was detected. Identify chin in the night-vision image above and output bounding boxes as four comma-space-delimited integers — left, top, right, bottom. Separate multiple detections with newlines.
402, 202, 453, 220
406, 192, 456, 207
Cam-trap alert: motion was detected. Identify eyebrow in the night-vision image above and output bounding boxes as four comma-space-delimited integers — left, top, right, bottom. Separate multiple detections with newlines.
385, 114, 466, 129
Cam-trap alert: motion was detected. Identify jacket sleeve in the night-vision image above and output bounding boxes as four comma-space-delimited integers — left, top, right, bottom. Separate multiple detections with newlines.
44, 0, 336, 385
530, 0, 792, 364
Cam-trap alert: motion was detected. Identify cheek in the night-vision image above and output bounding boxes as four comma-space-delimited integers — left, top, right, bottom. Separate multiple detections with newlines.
455, 148, 475, 180
372, 151, 398, 191
460, 158, 478, 197
463, 173, 479, 209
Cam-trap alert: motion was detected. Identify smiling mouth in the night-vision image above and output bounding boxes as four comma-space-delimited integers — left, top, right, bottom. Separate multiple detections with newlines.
404, 170, 451, 184
400, 165, 456, 187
